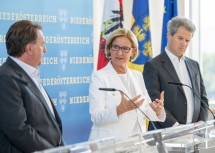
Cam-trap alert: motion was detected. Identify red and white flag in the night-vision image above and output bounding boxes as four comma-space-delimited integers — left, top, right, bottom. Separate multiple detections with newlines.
97, 0, 124, 70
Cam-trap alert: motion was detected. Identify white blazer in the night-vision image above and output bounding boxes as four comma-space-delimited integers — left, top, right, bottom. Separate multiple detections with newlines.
89, 62, 165, 140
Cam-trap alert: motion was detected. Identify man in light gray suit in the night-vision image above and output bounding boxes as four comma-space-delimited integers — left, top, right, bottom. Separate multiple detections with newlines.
143, 16, 208, 130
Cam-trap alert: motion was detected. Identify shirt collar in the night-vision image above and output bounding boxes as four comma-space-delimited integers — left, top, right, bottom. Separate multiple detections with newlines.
9, 56, 39, 78
165, 47, 185, 62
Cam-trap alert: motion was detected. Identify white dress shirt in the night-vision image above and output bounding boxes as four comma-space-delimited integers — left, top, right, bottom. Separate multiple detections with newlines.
165, 49, 193, 125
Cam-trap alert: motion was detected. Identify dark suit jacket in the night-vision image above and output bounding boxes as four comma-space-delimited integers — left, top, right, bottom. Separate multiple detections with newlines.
143, 51, 208, 130
0, 57, 63, 153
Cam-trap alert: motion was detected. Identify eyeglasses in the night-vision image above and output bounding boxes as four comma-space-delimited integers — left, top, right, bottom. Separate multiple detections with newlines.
110, 44, 132, 53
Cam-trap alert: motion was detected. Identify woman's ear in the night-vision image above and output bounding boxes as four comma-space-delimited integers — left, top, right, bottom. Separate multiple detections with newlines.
106, 49, 111, 58
130, 48, 137, 61
107, 52, 111, 57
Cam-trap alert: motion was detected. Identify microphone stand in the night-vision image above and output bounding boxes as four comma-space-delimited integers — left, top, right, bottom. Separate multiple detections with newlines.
168, 82, 215, 121
183, 84, 214, 120
168, 82, 214, 152
99, 88, 168, 153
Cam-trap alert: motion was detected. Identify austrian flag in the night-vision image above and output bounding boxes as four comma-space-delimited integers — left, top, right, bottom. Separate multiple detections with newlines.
97, 0, 124, 70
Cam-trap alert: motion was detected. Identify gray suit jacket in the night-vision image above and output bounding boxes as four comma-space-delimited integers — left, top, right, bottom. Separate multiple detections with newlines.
0, 57, 63, 153
143, 51, 208, 130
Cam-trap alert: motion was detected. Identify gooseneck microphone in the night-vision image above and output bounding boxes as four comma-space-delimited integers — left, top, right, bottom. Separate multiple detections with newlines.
168, 82, 183, 86
99, 88, 116, 91
99, 88, 167, 153
168, 82, 215, 120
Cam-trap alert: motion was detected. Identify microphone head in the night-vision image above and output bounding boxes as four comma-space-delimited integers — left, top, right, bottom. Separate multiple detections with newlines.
168, 82, 183, 86
99, 88, 116, 91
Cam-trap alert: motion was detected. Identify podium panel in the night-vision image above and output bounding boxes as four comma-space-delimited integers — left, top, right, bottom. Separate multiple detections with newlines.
115, 130, 164, 153
197, 120, 215, 151
35, 120, 215, 153
34, 137, 115, 153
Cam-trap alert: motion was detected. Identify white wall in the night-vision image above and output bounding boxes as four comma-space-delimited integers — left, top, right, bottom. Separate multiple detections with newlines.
93, 0, 185, 70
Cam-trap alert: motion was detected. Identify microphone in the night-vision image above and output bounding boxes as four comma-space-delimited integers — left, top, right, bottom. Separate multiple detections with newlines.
99, 88, 168, 153
168, 82, 214, 120
98, 88, 116, 91
99, 88, 158, 129
168, 82, 183, 86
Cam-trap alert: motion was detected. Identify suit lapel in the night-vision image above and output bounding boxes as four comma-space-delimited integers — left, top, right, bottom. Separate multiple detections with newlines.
8, 58, 61, 131
127, 69, 140, 96
184, 58, 196, 89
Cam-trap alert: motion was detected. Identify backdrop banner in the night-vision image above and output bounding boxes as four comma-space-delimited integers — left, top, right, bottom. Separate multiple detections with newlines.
0, 0, 93, 145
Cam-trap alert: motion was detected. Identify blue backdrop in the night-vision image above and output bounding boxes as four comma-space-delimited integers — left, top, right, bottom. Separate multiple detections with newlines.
0, 0, 93, 145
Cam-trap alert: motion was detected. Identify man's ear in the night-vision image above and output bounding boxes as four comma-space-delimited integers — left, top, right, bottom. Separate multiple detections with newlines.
25, 44, 33, 56
167, 32, 171, 39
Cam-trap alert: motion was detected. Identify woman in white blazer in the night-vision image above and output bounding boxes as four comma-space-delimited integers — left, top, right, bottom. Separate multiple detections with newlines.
89, 28, 166, 141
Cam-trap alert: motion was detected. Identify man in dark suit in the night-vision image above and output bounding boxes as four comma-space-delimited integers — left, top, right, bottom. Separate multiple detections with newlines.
0, 20, 63, 153
143, 16, 208, 130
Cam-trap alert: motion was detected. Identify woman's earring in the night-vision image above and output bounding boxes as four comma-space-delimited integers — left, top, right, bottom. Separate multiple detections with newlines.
129, 56, 133, 61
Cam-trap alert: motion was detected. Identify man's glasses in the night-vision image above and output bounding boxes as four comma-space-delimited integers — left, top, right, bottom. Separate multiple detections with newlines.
110, 44, 132, 53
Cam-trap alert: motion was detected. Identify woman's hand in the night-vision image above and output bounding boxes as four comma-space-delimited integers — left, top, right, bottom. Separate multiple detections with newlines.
149, 91, 165, 117
117, 91, 144, 116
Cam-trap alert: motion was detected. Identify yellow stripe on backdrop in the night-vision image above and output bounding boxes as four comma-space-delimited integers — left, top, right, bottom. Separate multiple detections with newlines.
127, 62, 144, 72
